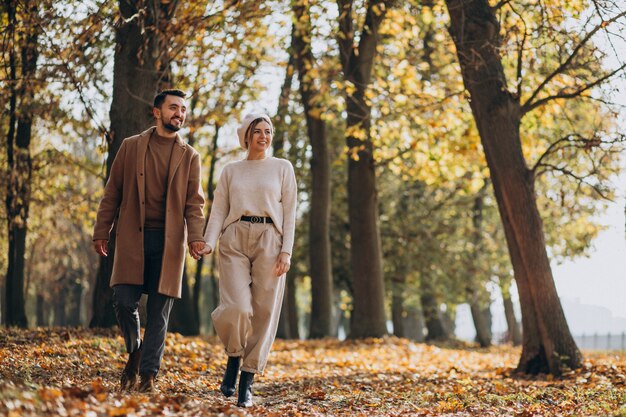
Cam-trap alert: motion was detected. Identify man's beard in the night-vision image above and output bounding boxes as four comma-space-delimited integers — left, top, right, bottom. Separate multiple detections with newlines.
163, 118, 182, 132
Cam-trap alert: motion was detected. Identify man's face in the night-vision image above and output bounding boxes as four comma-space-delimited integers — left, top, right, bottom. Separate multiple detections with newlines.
154, 95, 187, 132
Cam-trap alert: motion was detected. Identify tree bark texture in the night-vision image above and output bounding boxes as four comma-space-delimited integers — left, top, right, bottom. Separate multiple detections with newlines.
445, 0, 581, 374
91, 0, 179, 327
337, 0, 389, 338
4, 0, 39, 327
293, 3, 334, 338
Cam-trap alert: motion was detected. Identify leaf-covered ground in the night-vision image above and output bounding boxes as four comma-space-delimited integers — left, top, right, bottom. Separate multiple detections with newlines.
1, 328, 625, 416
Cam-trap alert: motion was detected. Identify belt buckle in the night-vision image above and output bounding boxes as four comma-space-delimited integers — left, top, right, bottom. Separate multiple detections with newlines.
251, 216, 262, 224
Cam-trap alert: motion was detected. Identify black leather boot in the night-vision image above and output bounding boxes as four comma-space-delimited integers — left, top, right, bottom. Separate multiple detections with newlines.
237, 371, 254, 407
220, 356, 241, 397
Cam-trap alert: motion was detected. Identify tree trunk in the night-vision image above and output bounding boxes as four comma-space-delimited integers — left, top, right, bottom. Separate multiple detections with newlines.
287, 275, 299, 338
90, 0, 178, 327
501, 277, 522, 345
273, 53, 295, 159
404, 304, 425, 342
4, 0, 39, 328
468, 193, 491, 347
169, 266, 198, 335
293, 3, 334, 338
276, 281, 291, 339
391, 275, 405, 338
420, 278, 449, 341
277, 273, 299, 339
470, 301, 492, 347
192, 124, 220, 332
35, 292, 45, 326
337, 0, 389, 338
67, 273, 83, 327
53, 279, 66, 326
445, 0, 581, 374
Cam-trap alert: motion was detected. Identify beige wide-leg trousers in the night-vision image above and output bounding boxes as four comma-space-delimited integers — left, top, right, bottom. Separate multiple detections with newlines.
212, 220, 286, 374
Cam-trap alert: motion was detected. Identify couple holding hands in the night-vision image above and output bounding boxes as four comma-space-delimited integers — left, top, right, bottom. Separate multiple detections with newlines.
92, 89, 297, 407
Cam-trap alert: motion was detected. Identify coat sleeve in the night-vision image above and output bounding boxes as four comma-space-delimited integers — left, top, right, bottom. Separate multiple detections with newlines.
184, 151, 206, 243
93, 140, 128, 241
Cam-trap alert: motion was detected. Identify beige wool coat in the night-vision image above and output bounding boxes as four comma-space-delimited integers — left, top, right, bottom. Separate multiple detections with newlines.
93, 127, 205, 298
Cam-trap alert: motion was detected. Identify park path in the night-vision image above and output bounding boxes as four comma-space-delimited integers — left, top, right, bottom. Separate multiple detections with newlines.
1, 328, 624, 416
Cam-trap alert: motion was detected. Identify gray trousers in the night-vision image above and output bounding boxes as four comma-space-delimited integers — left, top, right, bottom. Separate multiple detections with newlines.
113, 229, 174, 376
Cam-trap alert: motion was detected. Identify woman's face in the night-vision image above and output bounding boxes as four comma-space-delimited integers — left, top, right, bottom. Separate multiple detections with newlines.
248, 120, 272, 153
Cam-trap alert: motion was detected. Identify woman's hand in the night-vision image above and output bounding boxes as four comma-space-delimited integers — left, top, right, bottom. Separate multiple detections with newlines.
196, 243, 213, 257
274, 252, 291, 276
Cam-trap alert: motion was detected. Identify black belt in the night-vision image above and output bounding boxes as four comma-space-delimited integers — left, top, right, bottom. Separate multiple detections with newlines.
240, 215, 273, 224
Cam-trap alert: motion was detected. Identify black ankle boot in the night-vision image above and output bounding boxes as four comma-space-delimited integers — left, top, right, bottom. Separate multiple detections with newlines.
220, 356, 241, 397
237, 371, 254, 407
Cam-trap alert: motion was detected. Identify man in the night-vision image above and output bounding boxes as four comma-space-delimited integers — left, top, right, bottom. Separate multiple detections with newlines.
93, 89, 205, 392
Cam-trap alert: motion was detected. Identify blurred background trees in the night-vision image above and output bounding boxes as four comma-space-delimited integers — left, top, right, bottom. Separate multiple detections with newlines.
1, 0, 624, 375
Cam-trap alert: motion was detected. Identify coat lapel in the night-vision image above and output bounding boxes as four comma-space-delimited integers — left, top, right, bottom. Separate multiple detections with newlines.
136, 127, 153, 229
167, 134, 187, 190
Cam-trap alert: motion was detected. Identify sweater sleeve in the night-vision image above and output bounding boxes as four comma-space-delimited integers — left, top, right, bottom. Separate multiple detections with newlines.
203, 165, 230, 250
93, 140, 127, 241
280, 160, 298, 255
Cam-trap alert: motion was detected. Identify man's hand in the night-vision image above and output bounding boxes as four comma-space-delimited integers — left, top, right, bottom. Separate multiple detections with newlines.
189, 241, 206, 260
274, 252, 291, 277
94, 239, 108, 257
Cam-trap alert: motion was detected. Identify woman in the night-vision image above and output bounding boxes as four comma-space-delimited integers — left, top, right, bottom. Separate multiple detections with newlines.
199, 113, 297, 407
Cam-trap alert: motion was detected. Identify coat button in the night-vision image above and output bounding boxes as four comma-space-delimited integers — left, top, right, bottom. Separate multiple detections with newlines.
139, 227, 142, 232
140, 172, 143, 176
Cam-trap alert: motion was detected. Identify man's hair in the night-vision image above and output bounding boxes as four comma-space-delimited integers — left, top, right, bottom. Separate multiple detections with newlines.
153, 89, 186, 108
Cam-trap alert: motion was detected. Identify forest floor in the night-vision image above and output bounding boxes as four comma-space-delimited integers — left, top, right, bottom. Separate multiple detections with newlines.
1, 328, 625, 416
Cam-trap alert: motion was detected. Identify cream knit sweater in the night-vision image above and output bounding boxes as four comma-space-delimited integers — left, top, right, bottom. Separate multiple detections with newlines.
203, 157, 297, 255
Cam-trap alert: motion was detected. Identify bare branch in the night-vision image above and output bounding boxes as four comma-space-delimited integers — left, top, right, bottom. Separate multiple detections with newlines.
492, 0, 513, 11
502, 2, 529, 99
522, 9, 626, 111
522, 62, 626, 114
535, 162, 613, 201
531, 133, 625, 176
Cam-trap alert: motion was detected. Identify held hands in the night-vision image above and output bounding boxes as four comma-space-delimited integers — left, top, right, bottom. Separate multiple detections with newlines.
196, 243, 213, 257
274, 252, 291, 277
94, 239, 108, 257
189, 241, 208, 260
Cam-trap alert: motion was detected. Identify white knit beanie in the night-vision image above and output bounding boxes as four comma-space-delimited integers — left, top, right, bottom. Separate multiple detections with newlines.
236, 113, 273, 149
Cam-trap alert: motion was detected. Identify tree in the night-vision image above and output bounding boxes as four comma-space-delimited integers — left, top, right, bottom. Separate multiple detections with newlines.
274, 54, 300, 340
293, 0, 334, 338
170, 2, 282, 334
3, 0, 41, 327
336, 0, 391, 338
90, 0, 184, 327
466, 191, 492, 347
444, 0, 625, 374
